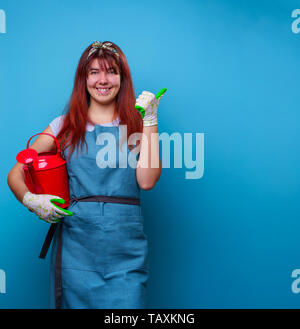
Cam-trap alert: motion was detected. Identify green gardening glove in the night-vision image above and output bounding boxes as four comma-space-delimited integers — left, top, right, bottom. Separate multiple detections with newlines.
23, 191, 73, 224
135, 88, 167, 126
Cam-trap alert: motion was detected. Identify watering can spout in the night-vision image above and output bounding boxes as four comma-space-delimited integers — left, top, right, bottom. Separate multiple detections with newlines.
16, 149, 38, 165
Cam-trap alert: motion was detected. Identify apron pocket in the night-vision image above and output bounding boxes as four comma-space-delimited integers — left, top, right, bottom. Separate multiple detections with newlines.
61, 217, 106, 272
102, 216, 149, 274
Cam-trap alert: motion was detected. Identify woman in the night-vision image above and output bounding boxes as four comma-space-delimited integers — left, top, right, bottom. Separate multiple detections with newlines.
7, 41, 165, 309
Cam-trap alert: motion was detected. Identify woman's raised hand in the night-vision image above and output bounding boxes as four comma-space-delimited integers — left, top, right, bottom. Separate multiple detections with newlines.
135, 88, 167, 126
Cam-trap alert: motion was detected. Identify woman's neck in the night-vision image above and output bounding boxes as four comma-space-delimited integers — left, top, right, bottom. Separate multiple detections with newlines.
87, 100, 117, 124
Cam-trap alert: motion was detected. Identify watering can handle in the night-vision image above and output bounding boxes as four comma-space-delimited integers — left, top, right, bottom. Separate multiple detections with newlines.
26, 133, 61, 153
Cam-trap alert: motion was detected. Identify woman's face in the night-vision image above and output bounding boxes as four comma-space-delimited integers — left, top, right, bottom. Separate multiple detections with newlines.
86, 58, 121, 105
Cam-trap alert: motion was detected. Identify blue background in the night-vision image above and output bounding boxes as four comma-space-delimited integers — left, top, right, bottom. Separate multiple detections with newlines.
1, 0, 300, 308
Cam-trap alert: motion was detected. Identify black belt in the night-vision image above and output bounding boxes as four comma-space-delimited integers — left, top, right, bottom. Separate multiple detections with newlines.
39, 195, 140, 259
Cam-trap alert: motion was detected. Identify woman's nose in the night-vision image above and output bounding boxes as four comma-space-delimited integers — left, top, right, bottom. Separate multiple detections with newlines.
98, 71, 108, 83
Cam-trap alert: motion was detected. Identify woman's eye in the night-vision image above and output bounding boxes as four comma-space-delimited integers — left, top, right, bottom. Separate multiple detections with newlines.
90, 70, 117, 75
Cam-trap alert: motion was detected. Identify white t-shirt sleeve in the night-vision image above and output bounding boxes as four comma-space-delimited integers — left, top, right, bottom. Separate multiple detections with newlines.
49, 115, 65, 137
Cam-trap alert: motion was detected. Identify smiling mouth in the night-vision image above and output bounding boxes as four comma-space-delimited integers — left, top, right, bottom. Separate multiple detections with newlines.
96, 87, 112, 95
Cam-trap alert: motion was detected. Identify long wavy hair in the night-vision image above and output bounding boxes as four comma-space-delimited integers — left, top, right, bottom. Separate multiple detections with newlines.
56, 41, 143, 161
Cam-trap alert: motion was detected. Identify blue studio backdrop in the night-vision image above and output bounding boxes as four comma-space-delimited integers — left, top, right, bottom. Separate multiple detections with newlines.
1, 0, 300, 308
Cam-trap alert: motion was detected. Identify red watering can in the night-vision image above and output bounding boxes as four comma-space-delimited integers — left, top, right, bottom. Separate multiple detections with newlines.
16, 132, 70, 208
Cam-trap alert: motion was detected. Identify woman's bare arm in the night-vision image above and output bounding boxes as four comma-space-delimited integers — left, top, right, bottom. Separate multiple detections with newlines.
136, 125, 161, 190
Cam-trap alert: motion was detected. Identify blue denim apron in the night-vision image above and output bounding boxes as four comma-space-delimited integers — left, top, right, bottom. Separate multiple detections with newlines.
48, 124, 149, 309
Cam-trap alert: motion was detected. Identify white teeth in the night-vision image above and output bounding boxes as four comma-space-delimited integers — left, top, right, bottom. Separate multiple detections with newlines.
97, 88, 110, 91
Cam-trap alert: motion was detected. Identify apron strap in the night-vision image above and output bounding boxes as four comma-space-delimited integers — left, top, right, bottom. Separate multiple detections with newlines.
39, 223, 57, 259
55, 222, 63, 309
70, 195, 140, 205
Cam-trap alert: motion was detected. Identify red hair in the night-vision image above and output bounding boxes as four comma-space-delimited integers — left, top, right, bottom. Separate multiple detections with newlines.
56, 41, 143, 161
